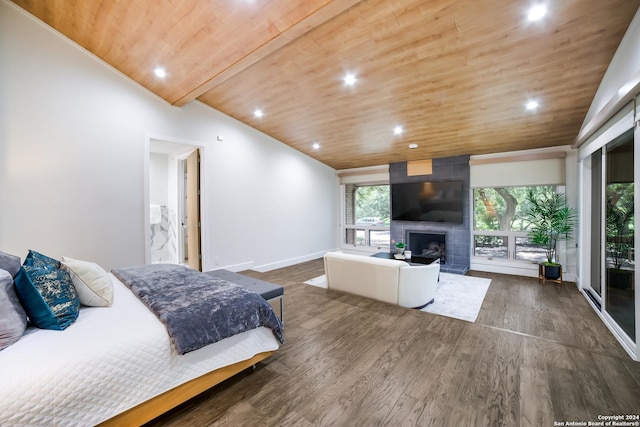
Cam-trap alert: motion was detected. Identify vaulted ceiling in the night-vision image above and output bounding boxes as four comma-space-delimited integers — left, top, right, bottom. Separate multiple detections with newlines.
12, 0, 640, 170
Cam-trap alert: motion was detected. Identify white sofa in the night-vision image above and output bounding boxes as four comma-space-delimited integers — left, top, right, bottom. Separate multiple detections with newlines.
323, 251, 440, 308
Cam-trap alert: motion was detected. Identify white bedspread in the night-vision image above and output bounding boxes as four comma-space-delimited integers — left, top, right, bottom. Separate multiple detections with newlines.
0, 273, 280, 426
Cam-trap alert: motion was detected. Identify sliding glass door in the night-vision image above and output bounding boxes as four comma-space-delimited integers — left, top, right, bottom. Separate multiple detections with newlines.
605, 130, 635, 341
584, 128, 636, 348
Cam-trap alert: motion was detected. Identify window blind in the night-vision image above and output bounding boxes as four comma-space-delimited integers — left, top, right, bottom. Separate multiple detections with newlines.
337, 165, 389, 185
470, 151, 566, 187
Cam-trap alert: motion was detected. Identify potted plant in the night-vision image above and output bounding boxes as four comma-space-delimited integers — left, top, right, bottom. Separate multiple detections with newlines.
606, 192, 634, 289
524, 190, 577, 280
392, 240, 406, 255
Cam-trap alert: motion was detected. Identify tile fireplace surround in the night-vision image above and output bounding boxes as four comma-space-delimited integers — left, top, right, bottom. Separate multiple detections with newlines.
390, 156, 471, 274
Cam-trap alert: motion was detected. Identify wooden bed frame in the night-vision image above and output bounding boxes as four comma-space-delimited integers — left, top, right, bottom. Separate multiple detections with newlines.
98, 350, 274, 426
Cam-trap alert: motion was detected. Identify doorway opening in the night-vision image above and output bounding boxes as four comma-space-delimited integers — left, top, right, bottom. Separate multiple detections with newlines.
179, 149, 202, 271
581, 124, 638, 359
146, 137, 205, 271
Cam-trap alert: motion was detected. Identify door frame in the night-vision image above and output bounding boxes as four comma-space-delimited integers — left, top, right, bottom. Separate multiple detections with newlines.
144, 132, 209, 270
577, 106, 639, 361
579, 150, 605, 306
176, 148, 202, 270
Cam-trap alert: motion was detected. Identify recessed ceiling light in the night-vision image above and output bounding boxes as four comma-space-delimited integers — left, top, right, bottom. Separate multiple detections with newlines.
154, 67, 166, 78
408, 143, 418, 149
527, 4, 547, 21
254, 109, 263, 118
344, 73, 357, 86
312, 142, 320, 150
394, 125, 404, 135
526, 100, 539, 111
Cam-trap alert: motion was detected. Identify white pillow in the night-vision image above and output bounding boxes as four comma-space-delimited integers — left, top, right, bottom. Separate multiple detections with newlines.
61, 256, 113, 307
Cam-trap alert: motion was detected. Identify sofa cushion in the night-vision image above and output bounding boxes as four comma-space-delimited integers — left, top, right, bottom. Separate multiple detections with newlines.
0, 269, 28, 350
324, 251, 401, 305
398, 263, 440, 308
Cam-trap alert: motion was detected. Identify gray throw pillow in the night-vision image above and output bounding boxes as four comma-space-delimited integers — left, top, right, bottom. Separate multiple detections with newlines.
0, 269, 28, 350
0, 251, 21, 278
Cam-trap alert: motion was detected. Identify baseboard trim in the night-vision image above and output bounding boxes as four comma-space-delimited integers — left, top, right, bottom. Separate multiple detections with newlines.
471, 261, 577, 282
252, 250, 332, 273
209, 261, 254, 273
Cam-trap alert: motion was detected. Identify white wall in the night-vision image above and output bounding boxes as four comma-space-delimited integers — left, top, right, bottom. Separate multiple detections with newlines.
0, 0, 339, 271
149, 153, 170, 207
582, 7, 640, 128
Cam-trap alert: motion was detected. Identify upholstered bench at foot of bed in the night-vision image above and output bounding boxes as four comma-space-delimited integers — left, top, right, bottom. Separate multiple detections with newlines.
204, 269, 284, 323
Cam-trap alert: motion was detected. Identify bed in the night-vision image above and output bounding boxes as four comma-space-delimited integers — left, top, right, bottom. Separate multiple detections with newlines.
0, 269, 282, 426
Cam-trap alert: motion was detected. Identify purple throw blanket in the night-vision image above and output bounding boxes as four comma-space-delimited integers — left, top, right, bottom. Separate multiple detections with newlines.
112, 264, 284, 355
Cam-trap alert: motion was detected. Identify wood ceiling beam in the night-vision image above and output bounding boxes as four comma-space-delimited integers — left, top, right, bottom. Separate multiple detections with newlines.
172, 0, 363, 107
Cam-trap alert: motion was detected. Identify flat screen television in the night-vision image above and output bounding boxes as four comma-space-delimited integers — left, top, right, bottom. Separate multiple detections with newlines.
391, 180, 464, 223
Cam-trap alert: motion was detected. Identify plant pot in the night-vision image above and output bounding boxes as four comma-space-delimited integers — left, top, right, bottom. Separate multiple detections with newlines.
607, 268, 634, 290
396, 247, 405, 255
539, 263, 562, 280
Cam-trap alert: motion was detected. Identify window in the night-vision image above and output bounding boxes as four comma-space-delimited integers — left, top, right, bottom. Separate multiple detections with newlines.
474, 235, 508, 258
344, 184, 390, 250
473, 186, 555, 262
515, 236, 547, 261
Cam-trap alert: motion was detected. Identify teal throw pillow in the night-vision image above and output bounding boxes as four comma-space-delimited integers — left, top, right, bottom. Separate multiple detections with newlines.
14, 265, 80, 330
24, 250, 61, 270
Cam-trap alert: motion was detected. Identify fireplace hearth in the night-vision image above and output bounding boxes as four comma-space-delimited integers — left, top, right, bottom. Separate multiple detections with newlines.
407, 232, 446, 264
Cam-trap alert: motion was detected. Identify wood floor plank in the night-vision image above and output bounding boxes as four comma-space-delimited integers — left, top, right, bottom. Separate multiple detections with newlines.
249, 306, 402, 423
484, 330, 523, 426
520, 366, 554, 427
521, 335, 548, 371
295, 312, 420, 423
419, 397, 490, 427
400, 330, 460, 400
347, 357, 417, 426
533, 306, 556, 337
548, 367, 589, 420
543, 340, 579, 371
145, 259, 639, 427
624, 359, 640, 386
341, 338, 431, 425
592, 352, 640, 412
382, 393, 425, 426
455, 326, 497, 405
276, 411, 315, 427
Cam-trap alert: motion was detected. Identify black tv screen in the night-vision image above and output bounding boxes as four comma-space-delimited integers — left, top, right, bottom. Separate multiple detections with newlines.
391, 180, 464, 223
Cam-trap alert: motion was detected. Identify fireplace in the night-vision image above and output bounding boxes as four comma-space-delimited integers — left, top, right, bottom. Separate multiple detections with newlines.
407, 232, 446, 264
390, 156, 470, 274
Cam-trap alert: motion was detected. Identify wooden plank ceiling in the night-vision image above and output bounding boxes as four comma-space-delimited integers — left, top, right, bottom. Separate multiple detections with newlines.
12, 0, 640, 170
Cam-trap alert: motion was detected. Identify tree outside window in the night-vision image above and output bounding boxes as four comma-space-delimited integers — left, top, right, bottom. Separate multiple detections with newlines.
474, 186, 555, 231
473, 186, 555, 262
344, 184, 390, 249
354, 185, 390, 225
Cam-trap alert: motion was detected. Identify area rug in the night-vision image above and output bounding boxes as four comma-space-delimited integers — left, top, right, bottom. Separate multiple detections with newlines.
304, 273, 491, 322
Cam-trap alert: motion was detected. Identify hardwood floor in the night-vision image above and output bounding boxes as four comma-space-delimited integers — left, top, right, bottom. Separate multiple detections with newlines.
146, 259, 640, 426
